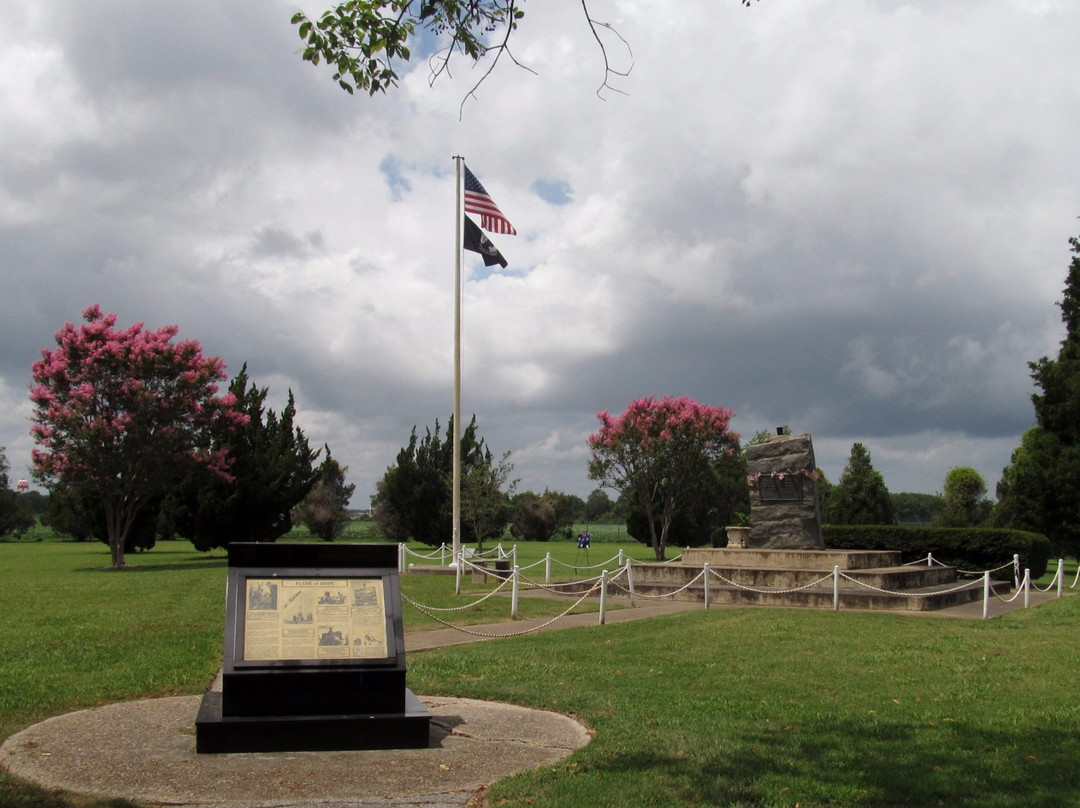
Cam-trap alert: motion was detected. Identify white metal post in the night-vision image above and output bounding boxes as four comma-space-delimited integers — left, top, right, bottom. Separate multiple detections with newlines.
545, 552, 552, 585
703, 563, 710, 609
599, 569, 608, 625
626, 561, 635, 607
511, 565, 520, 619
983, 571, 990, 620
1058, 558, 1064, 598
1024, 568, 1031, 609
833, 565, 840, 611
398, 543, 405, 574
455, 550, 462, 595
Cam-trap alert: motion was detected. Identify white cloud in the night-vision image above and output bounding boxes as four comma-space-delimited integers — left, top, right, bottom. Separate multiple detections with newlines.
2, 0, 1077, 503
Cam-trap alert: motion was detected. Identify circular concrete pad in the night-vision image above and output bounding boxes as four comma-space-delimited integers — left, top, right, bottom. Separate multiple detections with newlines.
1, 695, 591, 808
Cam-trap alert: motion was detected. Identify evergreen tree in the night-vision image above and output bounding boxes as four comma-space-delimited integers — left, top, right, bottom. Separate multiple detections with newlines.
509, 489, 580, 543
372, 415, 510, 547
935, 467, 992, 527
891, 491, 942, 525
169, 365, 321, 551
993, 427, 1050, 538
510, 491, 562, 543
824, 443, 896, 525
998, 236, 1080, 556
584, 488, 614, 522
295, 449, 356, 541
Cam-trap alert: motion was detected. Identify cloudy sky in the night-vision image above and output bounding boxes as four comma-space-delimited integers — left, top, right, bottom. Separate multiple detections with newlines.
2, 0, 1078, 506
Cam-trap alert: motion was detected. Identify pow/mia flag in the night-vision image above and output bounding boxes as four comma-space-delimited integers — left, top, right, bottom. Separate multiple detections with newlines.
463, 215, 508, 268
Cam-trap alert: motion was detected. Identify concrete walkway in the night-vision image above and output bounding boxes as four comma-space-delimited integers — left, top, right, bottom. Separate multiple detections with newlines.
1, 586, 1071, 808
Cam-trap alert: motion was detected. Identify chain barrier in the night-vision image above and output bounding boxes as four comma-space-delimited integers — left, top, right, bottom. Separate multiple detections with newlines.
401, 578, 604, 639
401, 543, 509, 563
403, 543, 449, 561
519, 572, 607, 593
549, 552, 624, 571
515, 557, 548, 572
952, 559, 1015, 577
410, 571, 515, 612
608, 567, 706, 599
403, 551, 1075, 635
1031, 562, 1064, 594
708, 568, 836, 595
837, 571, 982, 599
991, 584, 1026, 604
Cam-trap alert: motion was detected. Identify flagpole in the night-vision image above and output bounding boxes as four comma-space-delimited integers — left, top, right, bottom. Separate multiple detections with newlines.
452, 156, 463, 583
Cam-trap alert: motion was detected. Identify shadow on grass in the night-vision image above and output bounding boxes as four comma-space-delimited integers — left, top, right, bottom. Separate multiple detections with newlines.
74, 558, 228, 573
584, 718, 1080, 807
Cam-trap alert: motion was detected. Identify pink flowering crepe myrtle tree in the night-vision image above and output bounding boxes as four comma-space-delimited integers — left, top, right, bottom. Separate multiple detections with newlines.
587, 395, 739, 561
29, 305, 247, 568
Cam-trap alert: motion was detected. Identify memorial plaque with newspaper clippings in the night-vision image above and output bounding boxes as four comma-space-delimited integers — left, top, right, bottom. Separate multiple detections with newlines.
196, 543, 430, 754
243, 578, 389, 661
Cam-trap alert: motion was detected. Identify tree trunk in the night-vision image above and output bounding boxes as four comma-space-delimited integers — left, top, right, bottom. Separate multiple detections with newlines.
110, 535, 124, 569
103, 496, 134, 569
643, 502, 664, 561
657, 513, 671, 562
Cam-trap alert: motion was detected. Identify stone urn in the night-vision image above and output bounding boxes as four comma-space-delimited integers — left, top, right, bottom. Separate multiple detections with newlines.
725, 526, 750, 549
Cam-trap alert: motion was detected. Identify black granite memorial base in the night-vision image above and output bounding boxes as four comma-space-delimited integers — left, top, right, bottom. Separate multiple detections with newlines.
194, 543, 430, 755
195, 689, 432, 753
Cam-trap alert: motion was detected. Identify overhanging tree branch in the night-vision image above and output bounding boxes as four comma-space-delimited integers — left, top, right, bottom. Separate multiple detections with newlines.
580, 0, 632, 100
292, 0, 744, 107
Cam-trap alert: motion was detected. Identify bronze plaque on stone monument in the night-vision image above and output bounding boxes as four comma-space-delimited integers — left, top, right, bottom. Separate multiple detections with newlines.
756, 474, 804, 503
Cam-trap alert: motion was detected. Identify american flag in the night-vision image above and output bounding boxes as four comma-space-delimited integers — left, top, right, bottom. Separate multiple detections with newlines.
464, 165, 517, 235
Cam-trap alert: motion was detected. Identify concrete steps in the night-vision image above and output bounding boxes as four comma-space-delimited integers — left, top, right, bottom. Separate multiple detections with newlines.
614, 548, 1012, 612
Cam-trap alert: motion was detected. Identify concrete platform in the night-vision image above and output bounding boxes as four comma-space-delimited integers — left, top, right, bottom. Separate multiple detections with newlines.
0, 695, 590, 808
631, 548, 1010, 611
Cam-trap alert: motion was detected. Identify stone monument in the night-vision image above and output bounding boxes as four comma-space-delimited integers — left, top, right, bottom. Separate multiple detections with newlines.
744, 431, 824, 550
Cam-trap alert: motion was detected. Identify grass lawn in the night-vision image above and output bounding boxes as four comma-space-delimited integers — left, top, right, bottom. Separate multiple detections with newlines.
1, 538, 1079, 807
409, 600, 1080, 808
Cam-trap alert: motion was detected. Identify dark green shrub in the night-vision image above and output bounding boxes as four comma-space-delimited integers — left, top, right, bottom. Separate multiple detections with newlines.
824, 524, 1050, 579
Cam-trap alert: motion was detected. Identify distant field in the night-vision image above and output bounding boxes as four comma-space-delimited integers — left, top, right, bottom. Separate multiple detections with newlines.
283, 519, 634, 544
